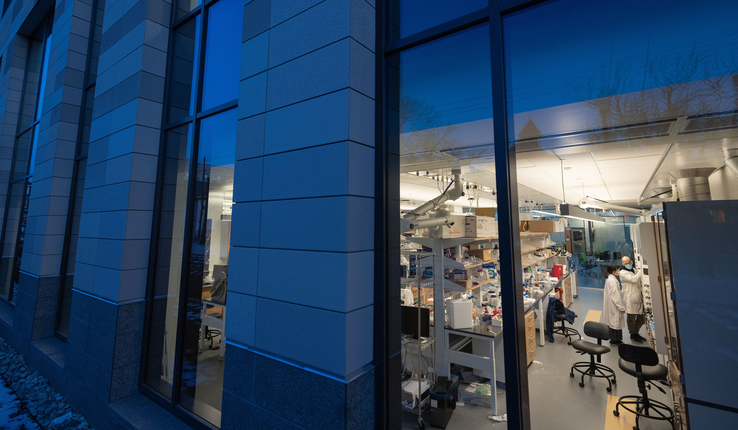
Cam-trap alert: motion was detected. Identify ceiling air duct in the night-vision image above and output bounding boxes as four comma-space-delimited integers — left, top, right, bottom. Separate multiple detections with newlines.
724, 148, 738, 179
670, 168, 715, 201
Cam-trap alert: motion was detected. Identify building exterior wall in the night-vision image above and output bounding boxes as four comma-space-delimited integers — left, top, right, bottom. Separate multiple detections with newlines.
221, 0, 376, 428
0, 0, 379, 429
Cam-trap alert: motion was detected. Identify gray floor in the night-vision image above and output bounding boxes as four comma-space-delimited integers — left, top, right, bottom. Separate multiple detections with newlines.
403, 287, 674, 430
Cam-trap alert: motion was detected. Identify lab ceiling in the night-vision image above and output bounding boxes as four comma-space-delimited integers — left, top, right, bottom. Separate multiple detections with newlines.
400, 75, 738, 208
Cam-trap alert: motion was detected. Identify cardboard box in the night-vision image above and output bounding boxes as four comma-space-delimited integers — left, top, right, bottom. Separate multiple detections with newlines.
468, 248, 494, 262
465, 216, 497, 238
474, 207, 496, 218
528, 220, 557, 233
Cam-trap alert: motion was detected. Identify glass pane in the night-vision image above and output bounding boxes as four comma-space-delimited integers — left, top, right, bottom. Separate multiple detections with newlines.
179, 108, 236, 427
144, 124, 192, 399
0, 181, 30, 303
18, 29, 45, 131
168, 16, 201, 123
34, 32, 52, 123
175, 0, 200, 21
57, 160, 87, 337
392, 24, 507, 424
12, 129, 32, 182
200, 0, 243, 111
504, 0, 738, 427
78, 88, 95, 158
388, 0, 488, 41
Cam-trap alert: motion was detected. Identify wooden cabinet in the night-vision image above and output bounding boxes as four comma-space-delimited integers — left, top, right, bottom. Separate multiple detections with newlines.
525, 311, 536, 365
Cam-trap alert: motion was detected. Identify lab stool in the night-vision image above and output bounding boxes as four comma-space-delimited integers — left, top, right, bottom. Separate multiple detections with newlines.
570, 321, 616, 392
552, 313, 580, 345
613, 344, 674, 430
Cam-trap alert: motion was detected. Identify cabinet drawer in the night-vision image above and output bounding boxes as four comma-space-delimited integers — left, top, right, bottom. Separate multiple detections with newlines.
526, 333, 537, 350
524, 311, 535, 325
527, 344, 537, 365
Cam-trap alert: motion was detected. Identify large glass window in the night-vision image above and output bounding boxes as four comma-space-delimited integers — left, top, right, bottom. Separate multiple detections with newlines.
504, 0, 738, 428
143, 0, 241, 425
392, 23, 518, 426
0, 16, 53, 304
387, 0, 738, 429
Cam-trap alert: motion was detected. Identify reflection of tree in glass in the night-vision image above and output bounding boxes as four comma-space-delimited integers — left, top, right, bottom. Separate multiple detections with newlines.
564, 45, 738, 134
400, 97, 489, 165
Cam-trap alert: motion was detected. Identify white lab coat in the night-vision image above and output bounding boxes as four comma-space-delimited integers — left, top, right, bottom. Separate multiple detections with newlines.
603, 274, 625, 330
619, 268, 643, 314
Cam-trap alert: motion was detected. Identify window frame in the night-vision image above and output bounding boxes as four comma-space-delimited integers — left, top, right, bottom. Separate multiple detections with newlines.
139, 0, 240, 427
377, 1, 549, 429
0, 14, 54, 306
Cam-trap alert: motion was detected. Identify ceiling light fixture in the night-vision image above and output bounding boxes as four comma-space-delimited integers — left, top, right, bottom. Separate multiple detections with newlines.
559, 203, 605, 223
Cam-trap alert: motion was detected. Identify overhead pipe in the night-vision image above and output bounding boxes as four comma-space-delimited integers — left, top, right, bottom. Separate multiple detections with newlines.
724, 148, 738, 178
401, 169, 464, 233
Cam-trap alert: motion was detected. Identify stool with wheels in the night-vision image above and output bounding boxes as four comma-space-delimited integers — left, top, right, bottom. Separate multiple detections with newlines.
552, 312, 580, 345
570, 321, 616, 392
613, 344, 674, 430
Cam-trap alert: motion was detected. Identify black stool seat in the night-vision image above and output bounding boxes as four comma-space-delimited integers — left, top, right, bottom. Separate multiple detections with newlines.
570, 321, 616, 392
619, 359, 668, 380
554, 313, 567, 321
572, 339, 610, 356
614, 344, 674, 429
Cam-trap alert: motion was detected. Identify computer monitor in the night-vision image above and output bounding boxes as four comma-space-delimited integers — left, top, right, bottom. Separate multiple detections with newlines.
401, 306, 430, 339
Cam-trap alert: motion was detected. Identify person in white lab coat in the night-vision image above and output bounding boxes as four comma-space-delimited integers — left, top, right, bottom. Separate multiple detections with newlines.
603, 265, 625, 345
620, 256, 646, 342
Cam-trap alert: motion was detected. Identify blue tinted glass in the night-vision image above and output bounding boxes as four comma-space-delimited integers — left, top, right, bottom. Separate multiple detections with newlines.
504, 0, 738, 126
168, 16, 201, 122
397, 24, 493, 167
201, 0, 243, 110
35, 34, 52, 121
198, 108, 237, 169
178, 109, 236, 426
391, 0, 488, 40
28, 33, 52, 177
400, 25, 492, 134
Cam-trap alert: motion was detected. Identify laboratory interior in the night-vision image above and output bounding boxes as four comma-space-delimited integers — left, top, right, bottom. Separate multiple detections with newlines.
395, 1, 738, 429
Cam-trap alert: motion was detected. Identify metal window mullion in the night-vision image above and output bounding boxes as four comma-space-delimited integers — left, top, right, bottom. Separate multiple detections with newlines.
498, 0, 550, 15
384, 7, 489, 56
195, 99, 237, 121
171, 5, 202, 31
163, 115, 196, 132
488, 2, 531, 430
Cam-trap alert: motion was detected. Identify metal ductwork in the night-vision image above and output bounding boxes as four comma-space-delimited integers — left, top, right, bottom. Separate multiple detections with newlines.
724, 148, 738, 179
670, 168, 716, 201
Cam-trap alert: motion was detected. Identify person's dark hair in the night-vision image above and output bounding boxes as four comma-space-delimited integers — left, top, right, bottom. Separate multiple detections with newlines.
606, 265, 619, 276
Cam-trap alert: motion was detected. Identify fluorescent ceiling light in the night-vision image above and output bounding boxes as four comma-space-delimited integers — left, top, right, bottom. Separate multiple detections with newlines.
559, 203, 605, 223
530, 210, 560, 217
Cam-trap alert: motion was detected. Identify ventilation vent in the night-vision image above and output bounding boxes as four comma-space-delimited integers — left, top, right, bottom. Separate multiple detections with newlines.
681, 111, 738, 134
516, 120, 674, 152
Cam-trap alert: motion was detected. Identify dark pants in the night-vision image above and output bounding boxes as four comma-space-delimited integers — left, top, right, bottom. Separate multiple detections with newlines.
609, 328, 623, 343
627, 313, 646, 335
